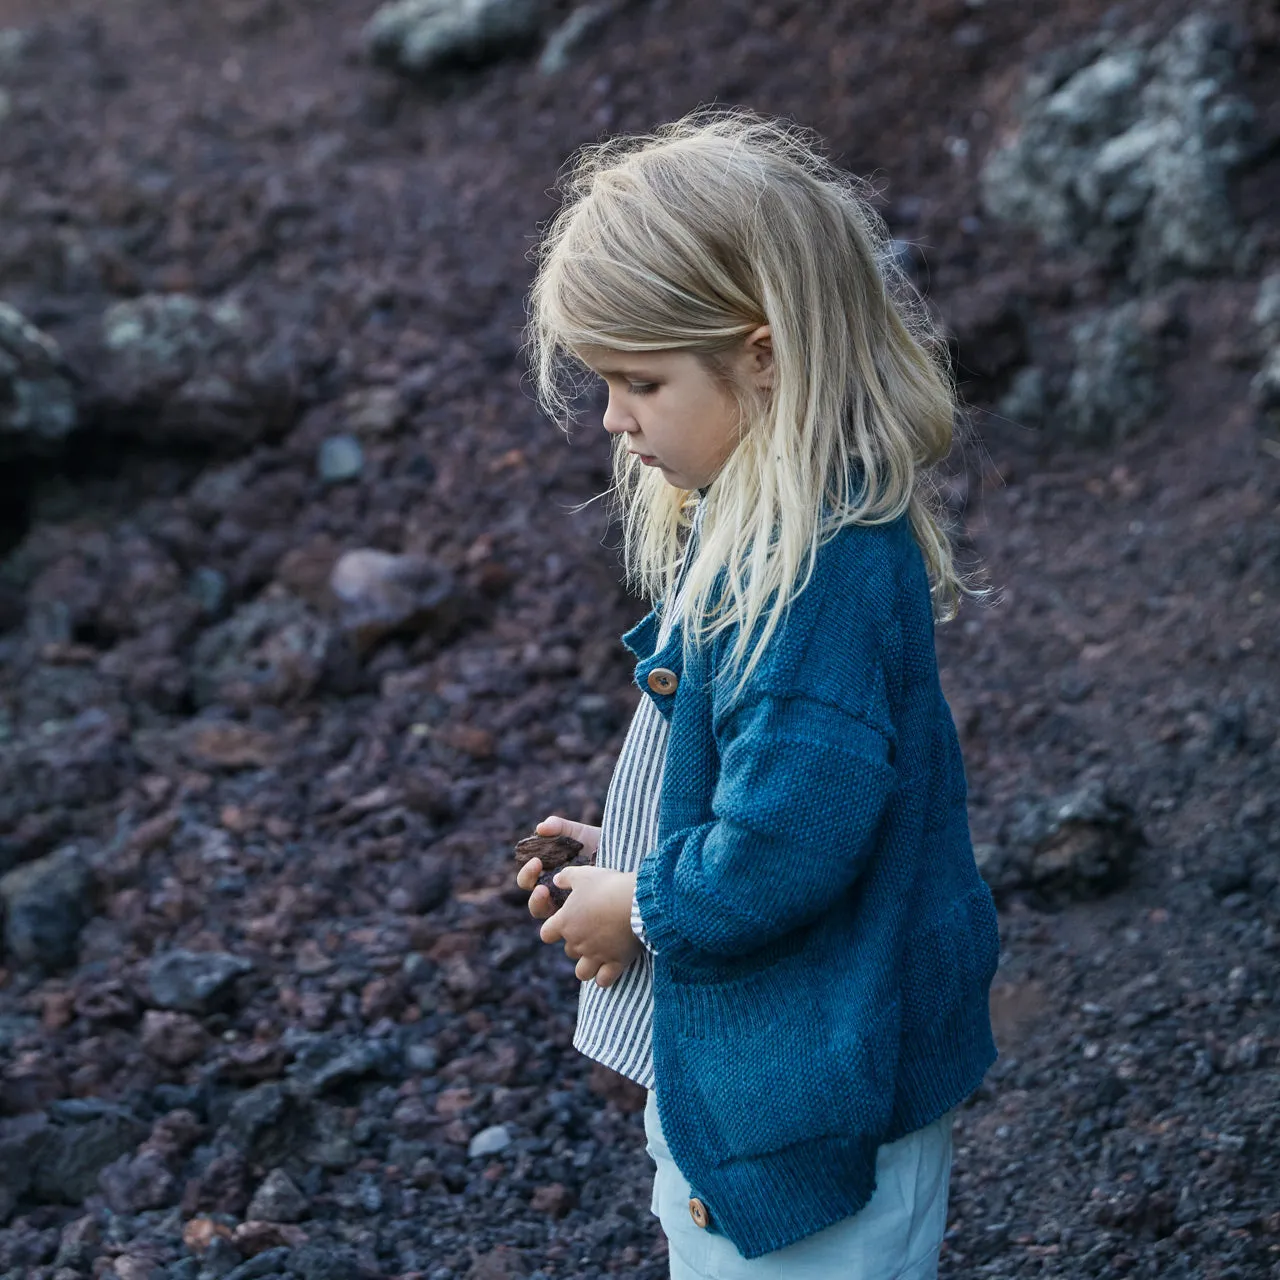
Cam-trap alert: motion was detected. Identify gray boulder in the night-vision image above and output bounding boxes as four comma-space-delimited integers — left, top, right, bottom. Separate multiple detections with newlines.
92, 293, 295, 447
0, 846, 90, 969
363, 0, 544, 76
0, 302, 77, 457
981, 15, 1256, 285
328, 548, 460, 653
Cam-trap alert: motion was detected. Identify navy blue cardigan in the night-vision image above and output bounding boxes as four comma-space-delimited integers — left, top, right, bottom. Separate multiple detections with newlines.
628, 511, 999, 1259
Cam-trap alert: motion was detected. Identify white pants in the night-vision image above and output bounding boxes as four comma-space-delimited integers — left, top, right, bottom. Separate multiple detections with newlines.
644, 1090, 954, 1279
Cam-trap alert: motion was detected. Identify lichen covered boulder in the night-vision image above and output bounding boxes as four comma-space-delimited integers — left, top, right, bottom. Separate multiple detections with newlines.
996, 297, 1184, 445
981, 15, 1256, 285
91, 293, 296, 447
363, 0, 544, 76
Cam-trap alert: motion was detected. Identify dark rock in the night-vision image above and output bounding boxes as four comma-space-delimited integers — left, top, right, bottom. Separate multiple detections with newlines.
0, 1111, 49, 1207
190, 590, 335, 710
246, 1168, 308, 1223
1060, 299, 1178, 444
0, 704, 132, 837
196, 1235, 243, 1280
998, 297, 1183, 446
140, 1009, 211, 1066
221, 1246, 293, 1280
53, 1214, 101, 1269
513, 832, 589, 909
1251, 277, 1280, 416
0, 301, 78, 458
213, 1082, 315, 1169
185, 1150, 251, 1216
981, 779, 1144, 900
288, 1034, 401, 1096
288, 1244, 358, 1280
98, 1148, 177, 1212
147, 948, 254, 1013
939, 273, 1029, 385
537, 1, 616, 76
0, 845, 91, 969
30, 1099, 148, 1203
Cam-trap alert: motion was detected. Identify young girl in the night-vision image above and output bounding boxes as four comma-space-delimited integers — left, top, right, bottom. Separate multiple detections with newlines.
513, 110, 1000, 1278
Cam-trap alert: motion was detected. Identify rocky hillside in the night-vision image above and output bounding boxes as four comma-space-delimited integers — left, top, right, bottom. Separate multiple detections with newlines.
0, 0, 1277, 1278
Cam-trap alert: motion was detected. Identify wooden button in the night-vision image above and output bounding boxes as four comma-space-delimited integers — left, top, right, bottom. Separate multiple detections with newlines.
647, 668, 678, 695
688, 1197, 709, 1228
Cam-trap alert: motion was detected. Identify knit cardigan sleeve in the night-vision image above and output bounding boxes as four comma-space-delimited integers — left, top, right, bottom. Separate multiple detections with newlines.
629, 890, 656, 955
632, 691, 896, 967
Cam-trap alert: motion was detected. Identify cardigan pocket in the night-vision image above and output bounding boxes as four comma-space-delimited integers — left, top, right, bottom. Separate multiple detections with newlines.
670, 964, 901, 1166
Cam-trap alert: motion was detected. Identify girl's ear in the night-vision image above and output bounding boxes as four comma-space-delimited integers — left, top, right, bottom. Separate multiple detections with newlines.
744, 324, 773, 392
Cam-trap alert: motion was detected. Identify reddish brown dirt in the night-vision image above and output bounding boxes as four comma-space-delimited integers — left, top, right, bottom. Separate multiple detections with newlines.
0, 0, 1278, 1277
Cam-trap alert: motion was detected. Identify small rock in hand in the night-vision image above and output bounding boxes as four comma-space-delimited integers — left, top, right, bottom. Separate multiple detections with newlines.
514, 833, 590, 910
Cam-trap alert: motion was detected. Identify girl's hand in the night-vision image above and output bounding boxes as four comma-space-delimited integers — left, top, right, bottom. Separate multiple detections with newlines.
538, 866, 642, 988
515, 815, 602, 921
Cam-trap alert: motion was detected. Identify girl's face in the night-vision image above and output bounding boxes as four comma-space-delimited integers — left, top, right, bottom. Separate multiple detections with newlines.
580, 327, 772, 492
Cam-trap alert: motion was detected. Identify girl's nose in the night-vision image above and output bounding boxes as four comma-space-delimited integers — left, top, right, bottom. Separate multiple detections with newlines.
602, 391, 635, 436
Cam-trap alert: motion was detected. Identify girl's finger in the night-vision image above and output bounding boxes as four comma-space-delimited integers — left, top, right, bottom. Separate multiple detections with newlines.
536, 816, 562, 835
516, 857, 542, 890
575, 955, 599, 982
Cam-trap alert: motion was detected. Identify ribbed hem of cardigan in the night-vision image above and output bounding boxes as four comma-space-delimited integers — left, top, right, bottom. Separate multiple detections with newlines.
655, 994, 997, 1260
889, 997, 998, 1141
688, 1132, 882, 1261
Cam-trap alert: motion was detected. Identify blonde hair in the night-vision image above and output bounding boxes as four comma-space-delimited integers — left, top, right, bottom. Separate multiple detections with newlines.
527, 108, 980, 705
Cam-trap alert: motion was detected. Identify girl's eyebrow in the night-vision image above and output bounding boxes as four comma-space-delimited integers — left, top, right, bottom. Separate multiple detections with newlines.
591, 363, 661, 379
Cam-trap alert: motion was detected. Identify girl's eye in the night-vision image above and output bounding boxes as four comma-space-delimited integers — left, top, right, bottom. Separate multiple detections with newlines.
628, 382, 658, 396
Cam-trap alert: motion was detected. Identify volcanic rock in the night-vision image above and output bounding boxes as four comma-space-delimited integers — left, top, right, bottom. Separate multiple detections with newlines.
146, 948, 254, 1013
0, 845, 91, 969
328, 548, 460, 653
363, 0, 544, 76
981, 14, 1257, 284
246, 1167, 309, 1223
0, 302, 77, 457
190, 589, 335, 709
90, 293, 296, 448
978, 778, 1144, 901
513, 832, 589, 909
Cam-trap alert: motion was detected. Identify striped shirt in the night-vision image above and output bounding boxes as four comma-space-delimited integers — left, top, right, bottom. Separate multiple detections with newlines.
572, 498, 704, 1088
